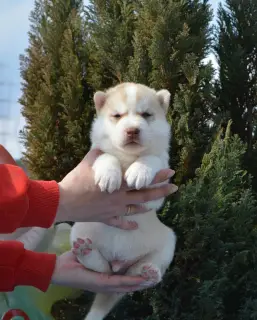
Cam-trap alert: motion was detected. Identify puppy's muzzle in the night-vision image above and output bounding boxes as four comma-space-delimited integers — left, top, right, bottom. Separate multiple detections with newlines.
125, 127, 140, 143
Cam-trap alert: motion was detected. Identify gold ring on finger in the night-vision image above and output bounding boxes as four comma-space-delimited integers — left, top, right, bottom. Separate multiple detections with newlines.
125, 205, 132, 216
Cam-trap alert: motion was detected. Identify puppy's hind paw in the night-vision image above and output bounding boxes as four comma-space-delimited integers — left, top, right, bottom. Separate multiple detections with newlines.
141, 263, 162, 286
72, 238, 92, 257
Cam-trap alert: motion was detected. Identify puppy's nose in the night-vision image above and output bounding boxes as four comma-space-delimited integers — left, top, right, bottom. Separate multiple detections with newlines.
125, 127, 140, 137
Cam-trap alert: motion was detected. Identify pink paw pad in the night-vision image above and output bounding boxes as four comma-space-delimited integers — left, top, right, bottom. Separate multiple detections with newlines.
141, 264, 161, 283
72, 238, 92, 257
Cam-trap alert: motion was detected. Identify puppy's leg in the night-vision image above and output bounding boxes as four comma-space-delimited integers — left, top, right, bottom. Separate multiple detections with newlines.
126, 230, 176, 289
72, 238, 111, 273
84, 254, 165, 320
125, 155, 163, 190
125, 155, 168, 210
73, 239, 122, 320
85, 293, 125, 320
93, 153, 122, 193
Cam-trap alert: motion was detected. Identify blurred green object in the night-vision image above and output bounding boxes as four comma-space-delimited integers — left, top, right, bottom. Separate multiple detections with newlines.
0, 223, 81, 320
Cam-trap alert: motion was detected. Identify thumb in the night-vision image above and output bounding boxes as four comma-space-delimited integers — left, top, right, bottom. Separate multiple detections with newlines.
0, 145, 17, 165
82, 148, 103, 167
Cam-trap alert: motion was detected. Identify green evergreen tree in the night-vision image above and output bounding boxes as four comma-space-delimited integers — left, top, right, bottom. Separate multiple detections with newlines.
171, 55, 216, 184
215, 0, 257, 189
146, 122, 257, 319
147, 0, 215, 183
51, 1, 218, 318
20, 1, 257, 319
55, 123, 257, 320
128, 1, 216, 183
86, 0, 136, 89
20, 0, 94, 181
87, 0, 215, 183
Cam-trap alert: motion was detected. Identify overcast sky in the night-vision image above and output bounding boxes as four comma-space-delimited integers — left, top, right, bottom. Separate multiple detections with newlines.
0, 0, 221, 159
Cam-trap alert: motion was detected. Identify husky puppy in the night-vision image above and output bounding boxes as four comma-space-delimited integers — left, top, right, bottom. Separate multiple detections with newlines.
70, 82, 176, 320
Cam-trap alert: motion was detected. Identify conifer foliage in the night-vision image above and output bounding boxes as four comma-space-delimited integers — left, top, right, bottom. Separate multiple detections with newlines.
148, 122, 257, 319
20, 0, 94, 181
87, 0, 216, 182
19, 0, 257, 319
86, 0, 136, 88
215, 0, 257, 189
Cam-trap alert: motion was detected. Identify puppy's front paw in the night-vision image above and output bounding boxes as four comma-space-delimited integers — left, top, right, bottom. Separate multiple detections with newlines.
93, 154, 122, 193
125, 162, 156, 190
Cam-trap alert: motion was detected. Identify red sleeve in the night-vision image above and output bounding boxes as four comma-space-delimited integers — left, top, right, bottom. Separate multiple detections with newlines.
0, 240, 56, 292
0, 164, 60, 233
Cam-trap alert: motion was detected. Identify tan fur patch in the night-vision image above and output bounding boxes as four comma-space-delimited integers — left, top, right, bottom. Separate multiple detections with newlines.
99, 82, 163, 117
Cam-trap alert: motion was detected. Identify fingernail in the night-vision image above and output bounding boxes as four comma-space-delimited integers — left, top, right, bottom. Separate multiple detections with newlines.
167, 170, 175, 179
169, 184, 178, 194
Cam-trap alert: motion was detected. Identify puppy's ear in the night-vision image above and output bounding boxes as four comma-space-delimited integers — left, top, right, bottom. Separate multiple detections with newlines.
94, 91, 107, 112
156, 89, 171, 114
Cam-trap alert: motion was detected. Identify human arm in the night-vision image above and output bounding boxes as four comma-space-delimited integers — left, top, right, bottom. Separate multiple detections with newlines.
0, 240, 56, 292
0, 145, 177, 233
0, 146, 177, 293
0, 240, 147, 293
0, 164, 59, 233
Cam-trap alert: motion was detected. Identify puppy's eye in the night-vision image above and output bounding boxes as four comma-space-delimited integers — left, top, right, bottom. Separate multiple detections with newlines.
113, 114, 121, 119
141, 112, 152, 118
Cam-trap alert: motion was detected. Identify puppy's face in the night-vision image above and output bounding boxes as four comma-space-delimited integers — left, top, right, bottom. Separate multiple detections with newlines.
91, 83, 171, 155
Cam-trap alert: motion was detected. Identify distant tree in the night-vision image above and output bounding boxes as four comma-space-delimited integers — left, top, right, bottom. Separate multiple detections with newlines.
20, 0, 94, 181
146, 122, 257, 319
56, 123, 257, 320
215, 0, 257, 189
20, 1, 257, 319
87, 0, 216, 184
85, 0, 136, 89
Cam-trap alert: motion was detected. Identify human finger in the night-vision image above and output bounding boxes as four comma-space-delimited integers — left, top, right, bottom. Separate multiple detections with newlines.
126, 183, 178, 205
104, 217, 138, 230
112, 204, 152, 218
0, 145, 17, 165
82, 148, 103, 166
108, 285, 142, 293
120, 168, 175, 191
96, 272, 146, 288
151, 168, 175, 185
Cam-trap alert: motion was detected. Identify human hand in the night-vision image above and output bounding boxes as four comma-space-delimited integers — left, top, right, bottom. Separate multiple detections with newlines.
56, 149, 178, 225
0, 145, 149, 294
51, 251, 150, 293
0, 145, 178, 230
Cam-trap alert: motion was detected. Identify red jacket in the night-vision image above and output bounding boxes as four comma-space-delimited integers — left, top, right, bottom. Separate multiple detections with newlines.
0, 164, 59, 292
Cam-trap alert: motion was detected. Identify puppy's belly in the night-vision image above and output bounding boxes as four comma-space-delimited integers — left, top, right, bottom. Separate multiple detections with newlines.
71, 222, 154, 262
